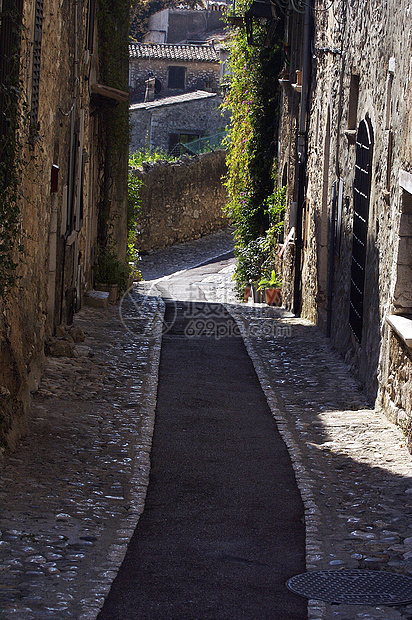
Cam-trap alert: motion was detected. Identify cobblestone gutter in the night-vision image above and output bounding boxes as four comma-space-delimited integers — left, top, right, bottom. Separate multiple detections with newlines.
0, 294, 164, 619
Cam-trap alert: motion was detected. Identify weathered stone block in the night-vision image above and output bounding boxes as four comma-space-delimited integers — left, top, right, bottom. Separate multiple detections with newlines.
45, 338, 76, 358
84, 291, 109, 308
399, 213, 412, 237
393, 264, 412, 310
397, 235, 412, 265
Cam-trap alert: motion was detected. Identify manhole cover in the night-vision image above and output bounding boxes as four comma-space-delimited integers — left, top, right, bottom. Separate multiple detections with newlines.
287, 570, 412, 606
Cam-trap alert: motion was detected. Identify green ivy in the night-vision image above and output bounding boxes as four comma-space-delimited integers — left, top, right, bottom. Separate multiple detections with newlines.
223, 5, 283, 295
127, 171, 141, 265
98, 0, 130, 91
94, 246, 130, 292
0, 5, 26, 298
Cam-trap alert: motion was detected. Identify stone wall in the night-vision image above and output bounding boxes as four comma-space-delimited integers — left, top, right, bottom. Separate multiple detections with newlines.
130, 93, 228, 153
0, 0, 128, 452
166, 8, 225, 43
378, 329, 412, 444
129, 58, 220, 103
146, 7, 226, 44
278, 0, 412, 443
132, 150, 229, 252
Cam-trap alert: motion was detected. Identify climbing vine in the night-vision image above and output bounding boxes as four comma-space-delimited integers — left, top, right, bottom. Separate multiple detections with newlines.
0, 4, 26, 298
223, 5, 283, 294
127, 171, 141, 264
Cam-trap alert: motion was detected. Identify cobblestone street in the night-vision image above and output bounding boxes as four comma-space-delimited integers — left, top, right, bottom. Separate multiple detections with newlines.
1, 228, 412, 620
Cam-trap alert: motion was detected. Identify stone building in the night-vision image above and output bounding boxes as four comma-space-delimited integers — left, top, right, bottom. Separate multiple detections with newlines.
144, 3, 228, 45
129, 42, 222, 103
129, 42, 230, 153
0, 0, 129, 451
130, 90, 228, 154
278, 0, 412, 446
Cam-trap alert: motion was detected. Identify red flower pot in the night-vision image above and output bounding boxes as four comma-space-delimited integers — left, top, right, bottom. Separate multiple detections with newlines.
265, 287, 281, 306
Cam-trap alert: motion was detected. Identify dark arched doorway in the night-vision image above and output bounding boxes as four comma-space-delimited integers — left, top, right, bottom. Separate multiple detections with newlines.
349, 118, 374, 343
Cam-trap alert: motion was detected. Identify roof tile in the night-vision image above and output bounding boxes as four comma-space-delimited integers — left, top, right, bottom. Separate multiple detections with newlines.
129, 43, 219, 63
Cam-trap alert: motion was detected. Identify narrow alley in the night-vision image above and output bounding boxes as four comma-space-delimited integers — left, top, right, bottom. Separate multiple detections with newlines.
0, 229, 412, 620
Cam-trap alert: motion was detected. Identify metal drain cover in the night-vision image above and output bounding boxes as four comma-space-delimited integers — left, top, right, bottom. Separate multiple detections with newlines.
287, 570, 412, 606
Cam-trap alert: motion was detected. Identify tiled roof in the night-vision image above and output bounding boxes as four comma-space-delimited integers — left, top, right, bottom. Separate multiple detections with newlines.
129, 42, 219, 63
130, 90, 217, 110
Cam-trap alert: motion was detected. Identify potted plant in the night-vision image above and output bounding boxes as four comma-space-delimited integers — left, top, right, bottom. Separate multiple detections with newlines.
94, 247, 130, 302
258, 269, 282, 306
234, 237, 268, 302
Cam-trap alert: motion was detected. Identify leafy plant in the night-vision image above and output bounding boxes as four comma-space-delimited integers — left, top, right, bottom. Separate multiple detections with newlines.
127, 171, 142, 264
129, 147, 177, 168
265, 185, 286, 239
258, 269, 282, 291
94, 246, 130, 293
232, 236, 267, 295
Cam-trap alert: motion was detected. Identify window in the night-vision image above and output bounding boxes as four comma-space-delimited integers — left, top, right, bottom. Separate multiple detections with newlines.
168, 66, 185, 89
169, 132, 200, 156
30, 0, 44, 131
385, 58, 395, 130
347, 74, 359, 131
386, 170, 412, 350
345, 74, 359, 144
87, 0, 96, 53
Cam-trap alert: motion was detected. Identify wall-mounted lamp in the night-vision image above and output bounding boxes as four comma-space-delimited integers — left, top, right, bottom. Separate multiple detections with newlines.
244, 0, 278, 46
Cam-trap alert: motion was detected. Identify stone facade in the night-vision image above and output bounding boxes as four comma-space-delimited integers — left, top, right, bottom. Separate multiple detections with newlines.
0, 0, 128, 451
130, 91, 229, 153
145, 5, 227, 45
129, 43, 221, 103
132, 150, 229, 252
278, 0, 412, 447
128, 39, 228, 156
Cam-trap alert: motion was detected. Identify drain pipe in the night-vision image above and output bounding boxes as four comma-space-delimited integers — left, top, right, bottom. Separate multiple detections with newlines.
293, 0, 312, 315
326, 4, 347, 336
60, 0, 80, 324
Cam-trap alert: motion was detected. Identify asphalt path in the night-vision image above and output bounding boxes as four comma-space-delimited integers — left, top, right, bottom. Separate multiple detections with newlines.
97, 256, 307, 619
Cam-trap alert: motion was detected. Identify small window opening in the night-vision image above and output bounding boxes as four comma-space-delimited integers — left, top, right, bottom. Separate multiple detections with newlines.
347, 74, 359, 131
168, 66, 185, 89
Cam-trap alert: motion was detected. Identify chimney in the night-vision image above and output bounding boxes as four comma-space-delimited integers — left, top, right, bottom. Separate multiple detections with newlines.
144, 77, 156, 102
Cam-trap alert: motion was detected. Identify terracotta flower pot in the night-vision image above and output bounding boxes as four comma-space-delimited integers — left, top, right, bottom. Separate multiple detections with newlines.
244, 285, 252, 303
265, 287, 281, 306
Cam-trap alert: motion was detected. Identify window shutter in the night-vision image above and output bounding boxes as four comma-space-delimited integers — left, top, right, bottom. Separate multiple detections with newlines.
0, 0, 24, 140
349, 119, 374, 343
31, 0, 44, 130
0, 0, 23, 190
